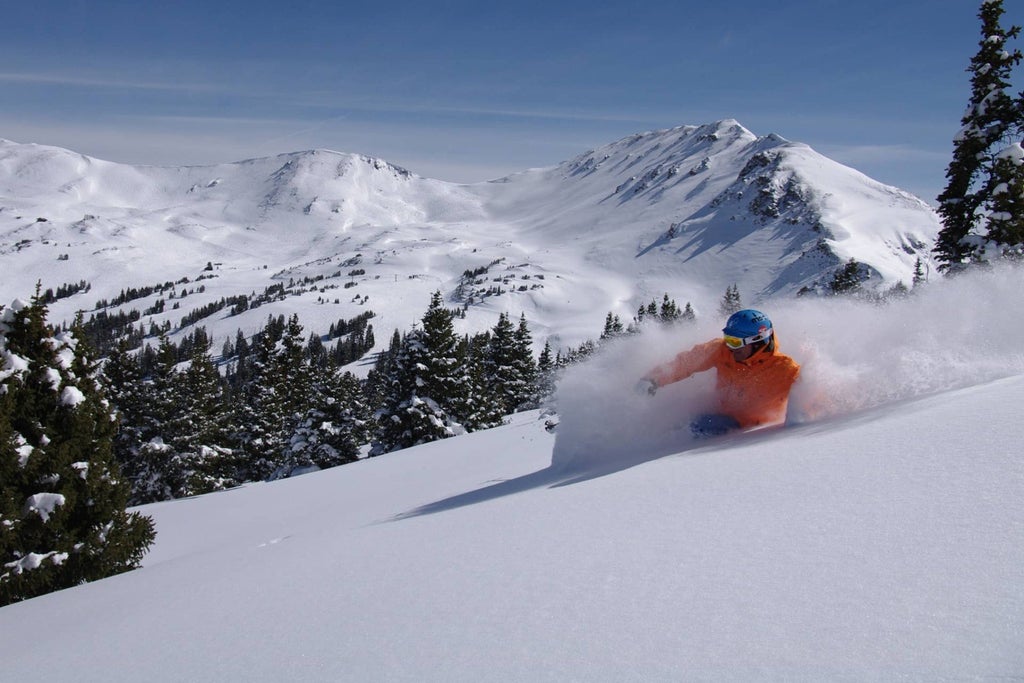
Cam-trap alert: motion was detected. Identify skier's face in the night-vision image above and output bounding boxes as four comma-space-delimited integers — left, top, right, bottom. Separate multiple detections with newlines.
730, 344, 756, 362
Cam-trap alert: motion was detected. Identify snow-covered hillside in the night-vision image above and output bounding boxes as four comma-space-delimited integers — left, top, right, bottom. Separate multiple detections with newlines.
0, 268, 1021, 681
0, 121, 940, 355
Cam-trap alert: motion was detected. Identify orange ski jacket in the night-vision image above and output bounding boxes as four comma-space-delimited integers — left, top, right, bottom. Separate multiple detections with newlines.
644, 338, 801, 429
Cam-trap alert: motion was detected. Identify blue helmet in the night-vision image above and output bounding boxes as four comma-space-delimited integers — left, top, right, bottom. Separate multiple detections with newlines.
722, 309, 773, 348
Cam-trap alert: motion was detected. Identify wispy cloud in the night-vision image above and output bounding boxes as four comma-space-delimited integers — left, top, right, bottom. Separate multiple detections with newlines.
0, 67, 677, 131
0, 70, 220, 93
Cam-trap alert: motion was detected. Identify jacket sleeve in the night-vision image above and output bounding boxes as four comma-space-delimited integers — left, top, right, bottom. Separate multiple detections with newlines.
645, 340, 720, 388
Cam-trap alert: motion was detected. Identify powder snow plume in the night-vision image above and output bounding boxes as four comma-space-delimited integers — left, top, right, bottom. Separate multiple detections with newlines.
551, 266, 1024, 474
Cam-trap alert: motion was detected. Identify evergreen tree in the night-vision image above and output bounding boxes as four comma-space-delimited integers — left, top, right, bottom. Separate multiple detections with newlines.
234, 322, 289, 480
306, 333, 328, 370
829, 258, 865, 296
511, 314, 539, 411
719, 284, 742, 317
658, 294, 681, 323
373, 327, 458, 452
0, 297, 154, 606
126, 335, 184, 503
557, 339, 598, 367
362, 330, 400, 423
168, 340, 238, 495
102, 339, 147, 479
105, 334, 237, 503
244, 314, 316, 478
419, 292, 465, 413
149, 335, 182, 436
912, 257, 928, 287
884, 281, 911, 300
278, 368, 366, 476
600, 312, 625, 341
230, 329, 251, 387
681, 302, 697, 323
450, 333, 504, 432
372, 293, 464, 453
985, 143, 1024, 253
536, 340, 558, 406
934, 0, 1024, 270
485, 313, 521, 415
630, 294, 692, 331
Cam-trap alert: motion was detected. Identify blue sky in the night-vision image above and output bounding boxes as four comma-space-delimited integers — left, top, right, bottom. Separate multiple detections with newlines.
2, 0, 1022, 202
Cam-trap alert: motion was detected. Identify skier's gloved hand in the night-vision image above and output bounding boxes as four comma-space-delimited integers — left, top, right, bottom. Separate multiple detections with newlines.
635, 378, 657, 396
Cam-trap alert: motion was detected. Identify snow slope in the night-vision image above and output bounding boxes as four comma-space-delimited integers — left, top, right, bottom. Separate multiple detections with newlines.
0, 268, 1022, 681
0, 122, 940, 356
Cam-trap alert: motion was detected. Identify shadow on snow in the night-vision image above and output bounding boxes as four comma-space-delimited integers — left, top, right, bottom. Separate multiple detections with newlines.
389, 422, 803, 522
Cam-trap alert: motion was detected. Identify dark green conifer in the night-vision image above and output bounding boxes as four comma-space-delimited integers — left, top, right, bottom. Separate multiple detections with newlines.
0, 297, 154, 606
536, 340, 558, 405
934, 0, 1024, 269
829, 258, 865, 296
372, 293, 463, 453
279, 368, 366, 475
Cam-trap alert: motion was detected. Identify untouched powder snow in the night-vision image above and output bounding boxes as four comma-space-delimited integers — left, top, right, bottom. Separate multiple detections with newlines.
0, 122, 940, 359
0, 268, 1022, 680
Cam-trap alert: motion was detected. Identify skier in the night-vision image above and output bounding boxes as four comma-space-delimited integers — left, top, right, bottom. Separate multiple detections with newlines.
636, 309, 800, 437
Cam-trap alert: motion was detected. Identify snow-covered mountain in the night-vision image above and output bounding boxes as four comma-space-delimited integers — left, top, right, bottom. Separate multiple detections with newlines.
1, 267, 1022, 681
0, 121, 940, 354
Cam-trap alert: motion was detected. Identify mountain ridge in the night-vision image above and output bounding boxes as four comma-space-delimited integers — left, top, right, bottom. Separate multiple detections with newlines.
0, 121, 941, 354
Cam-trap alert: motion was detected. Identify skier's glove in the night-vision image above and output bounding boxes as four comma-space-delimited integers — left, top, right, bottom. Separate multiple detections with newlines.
635, 378, 657, 396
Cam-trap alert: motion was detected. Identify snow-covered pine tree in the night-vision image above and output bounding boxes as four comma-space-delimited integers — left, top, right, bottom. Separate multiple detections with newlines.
169, 339, 238, 495
277, 315, 315, 416
829, 258, 865, 296
372, 293, 464, 453
127, 335, 186, 503
512, 314, 539, 410
241, 314, 316, 480
101, 338, 147, 484
449, 332, 504, 432
536, 340, 558, 406
934, 0, 1024, 269
106, 334, 237, 503
373, 328, 453, 452
420, 292, 466, 413
306, 333, 328, 370
985, 142, 1024, 253
629, 294, 691, 331
658, 294, 681, 323
681, 302, 696, 323
485, 312, 520, 415
0, 297, 154, 606
599, 312, 626, 341
362, 330, 399, 422
278, 367, 366, 477
234, 321, 289, 480
718, 284, 742, 317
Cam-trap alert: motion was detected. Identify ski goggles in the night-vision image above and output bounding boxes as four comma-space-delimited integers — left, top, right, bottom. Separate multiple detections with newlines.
723, 327, 772, 349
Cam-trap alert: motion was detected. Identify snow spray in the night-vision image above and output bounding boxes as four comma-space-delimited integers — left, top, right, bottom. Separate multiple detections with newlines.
550, 265, 1024, 473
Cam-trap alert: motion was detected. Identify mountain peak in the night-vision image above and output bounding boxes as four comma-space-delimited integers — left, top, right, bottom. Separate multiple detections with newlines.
0, 123, 940, 355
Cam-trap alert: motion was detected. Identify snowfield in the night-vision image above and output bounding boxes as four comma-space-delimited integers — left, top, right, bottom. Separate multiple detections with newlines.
0, 121, 940, 358
1, 268, 1022, 681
